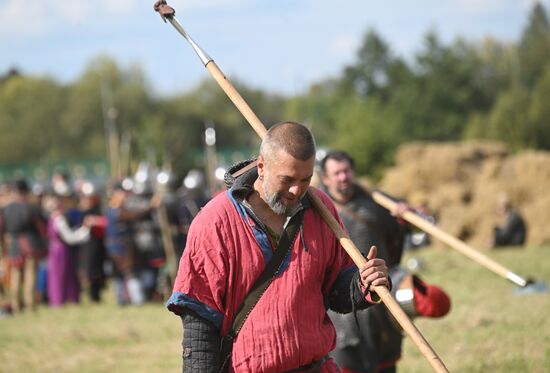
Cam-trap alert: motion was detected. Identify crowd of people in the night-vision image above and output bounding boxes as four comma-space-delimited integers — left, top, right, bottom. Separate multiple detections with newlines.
1, 122, 528, 372
0, 168, 208, 316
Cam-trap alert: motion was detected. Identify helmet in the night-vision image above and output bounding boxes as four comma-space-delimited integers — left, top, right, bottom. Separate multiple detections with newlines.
183, 169, 205, 190
156, 169, 177, 192
133, 162, 154, 195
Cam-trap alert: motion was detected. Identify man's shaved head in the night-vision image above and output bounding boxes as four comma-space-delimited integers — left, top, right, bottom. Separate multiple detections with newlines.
260, 121, 316, 162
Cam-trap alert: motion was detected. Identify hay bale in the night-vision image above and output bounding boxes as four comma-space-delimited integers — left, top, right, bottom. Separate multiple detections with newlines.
376, 141, 550, 248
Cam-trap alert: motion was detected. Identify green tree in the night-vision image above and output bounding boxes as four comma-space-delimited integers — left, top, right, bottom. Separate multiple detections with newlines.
340, 29, 412, 102
528, 62, 550, 149
475, 37, 517, 103
283, 78, 343, 146
341, 30, 392, 97
486, 85, 533, 149
518, 2, 550, 87
395, 33, 489, 140
330, 97, 402, 177
0, 76, 66, 162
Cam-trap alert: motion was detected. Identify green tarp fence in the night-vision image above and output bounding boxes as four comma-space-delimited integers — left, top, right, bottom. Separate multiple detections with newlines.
0, 158, 110, 184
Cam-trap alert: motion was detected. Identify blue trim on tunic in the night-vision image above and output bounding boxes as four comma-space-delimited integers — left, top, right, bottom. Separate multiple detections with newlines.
227, 190, 273, 262
166, 291, 224, 329
252, 225, 273, 263
226, 190, 293, 274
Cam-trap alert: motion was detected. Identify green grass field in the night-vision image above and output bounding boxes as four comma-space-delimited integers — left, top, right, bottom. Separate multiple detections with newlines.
1, 246, 549, 372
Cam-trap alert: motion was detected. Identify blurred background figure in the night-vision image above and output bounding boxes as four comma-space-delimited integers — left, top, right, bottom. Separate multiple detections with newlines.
77, 181, 107, 303
154, 168, 184, 297
491, 193, 527, 248
127, 164, 163, 303
180, 169, 209, 207
105, 181, 134, 306
0, 179, 47, 314
320, 150, 451, 373
46, 181, 91, 307
31, 181, 50, 305
175, 169, 209, 260
0, 182, 10, 316
105, 177, 159, 306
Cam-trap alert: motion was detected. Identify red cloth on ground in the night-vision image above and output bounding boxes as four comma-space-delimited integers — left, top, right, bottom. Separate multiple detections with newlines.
413, 277, 451, 318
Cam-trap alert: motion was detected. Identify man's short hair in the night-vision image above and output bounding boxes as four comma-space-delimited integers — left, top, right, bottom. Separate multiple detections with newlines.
260, 122, 316, 161
320, 150, 355, 174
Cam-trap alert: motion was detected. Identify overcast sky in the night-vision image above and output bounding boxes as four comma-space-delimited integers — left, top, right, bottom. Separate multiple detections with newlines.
1, 0, 548, 96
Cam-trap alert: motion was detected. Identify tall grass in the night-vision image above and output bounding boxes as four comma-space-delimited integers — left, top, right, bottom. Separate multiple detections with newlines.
1, 246, 548, 372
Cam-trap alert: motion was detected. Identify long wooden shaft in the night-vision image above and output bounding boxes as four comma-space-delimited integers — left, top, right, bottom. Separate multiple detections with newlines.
372, 191, 528, 287
206, 62, 267, 139
156, 198, 178, 286
203, 61, 449, 373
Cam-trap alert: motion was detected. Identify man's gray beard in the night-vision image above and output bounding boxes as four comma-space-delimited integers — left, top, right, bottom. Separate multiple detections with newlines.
262, 178, 293, 216
266, 192, 290, 216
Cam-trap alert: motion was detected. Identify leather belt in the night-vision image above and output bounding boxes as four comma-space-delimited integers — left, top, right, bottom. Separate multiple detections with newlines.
284, 356, 328, 373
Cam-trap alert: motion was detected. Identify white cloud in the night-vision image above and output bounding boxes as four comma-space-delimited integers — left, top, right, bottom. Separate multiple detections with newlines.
169, 0, 254, 11
0, 0, 51, 37
450, 0, 549, 13
0, 0, 87, 37
0, 0, 140, 38
451, 0, 506, 13
99, 0, 139, 15
56, 0, 91, 24
329, 35, 359, 57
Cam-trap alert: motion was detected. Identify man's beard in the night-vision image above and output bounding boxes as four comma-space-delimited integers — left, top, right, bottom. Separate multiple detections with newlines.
262, 180, 300, 216
338, 184, 354, 198
265, 191, 290, 216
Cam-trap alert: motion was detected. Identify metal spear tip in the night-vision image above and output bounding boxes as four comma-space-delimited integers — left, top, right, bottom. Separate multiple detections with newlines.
154, 0, 175, 23
513, 279, 548, 295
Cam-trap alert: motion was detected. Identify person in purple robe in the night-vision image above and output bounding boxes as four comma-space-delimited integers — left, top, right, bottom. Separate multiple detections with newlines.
46, 185, 91, 307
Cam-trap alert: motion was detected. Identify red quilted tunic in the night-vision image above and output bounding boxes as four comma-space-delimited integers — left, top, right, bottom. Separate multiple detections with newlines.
168, 187, 356, 372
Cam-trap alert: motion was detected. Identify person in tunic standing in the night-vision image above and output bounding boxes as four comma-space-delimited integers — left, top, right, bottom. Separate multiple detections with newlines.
166, 122, 390, 372
320, 150, 451, 373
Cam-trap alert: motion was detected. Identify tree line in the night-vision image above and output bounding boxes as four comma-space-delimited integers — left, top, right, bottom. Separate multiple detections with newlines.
1, 2, 549, 180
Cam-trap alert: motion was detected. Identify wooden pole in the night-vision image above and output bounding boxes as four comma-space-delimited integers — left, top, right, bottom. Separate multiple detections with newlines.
205, 64, 267, 140
156, 193, 178, 288
371, 191, 529, 287
100, 77, 120, 181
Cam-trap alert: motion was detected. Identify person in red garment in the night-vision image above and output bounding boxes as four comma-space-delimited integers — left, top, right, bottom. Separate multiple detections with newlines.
166, 122, 390, 372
